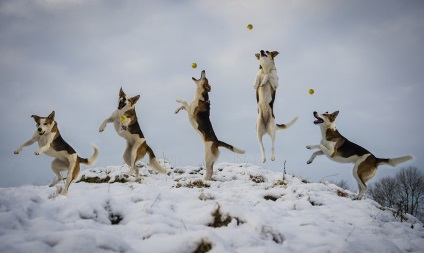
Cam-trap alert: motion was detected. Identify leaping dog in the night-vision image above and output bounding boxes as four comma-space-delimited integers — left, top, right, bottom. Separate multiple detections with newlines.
254, 50, 298, 163
306, 111, 414, 199
99, 88, 167, 181
175, 70, 245, 180
14, 111, 99, 196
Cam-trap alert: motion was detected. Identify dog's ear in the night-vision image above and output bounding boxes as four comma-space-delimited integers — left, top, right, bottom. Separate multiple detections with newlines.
130, 95, 140, 105
330, 111, 339, 121
119, 87, 126, 98
255, 53, 260, 60
47, 111, 55, 121
271, 51, 279, 59
31, 115, 40, 123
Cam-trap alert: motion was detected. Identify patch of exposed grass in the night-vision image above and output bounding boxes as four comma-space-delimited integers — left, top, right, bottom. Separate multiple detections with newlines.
77, 175, 111, 184
176, 180, 210, 189
264, 195, 279, 201
209, 205, 231, 228
193, 239, 212, 253
250, 174, 267, 183
336, 189, 348, 198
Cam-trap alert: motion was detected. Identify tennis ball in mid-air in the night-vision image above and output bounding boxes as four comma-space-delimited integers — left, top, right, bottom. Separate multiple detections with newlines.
247, 24, 253, 30
309, 89, 315, 95
192, 62, 197, 68
120, 115, 127, 122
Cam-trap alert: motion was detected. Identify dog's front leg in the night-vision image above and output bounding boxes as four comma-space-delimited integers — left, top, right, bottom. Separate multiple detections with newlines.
35, 134, 54, 155
14, 134, 38, 154
260, 74, 269, 87
307, 150, 324, 164
306, 145, 321, 150
99, 113, 115, 132
253, 73, 261, 89
175, 99, 189, 114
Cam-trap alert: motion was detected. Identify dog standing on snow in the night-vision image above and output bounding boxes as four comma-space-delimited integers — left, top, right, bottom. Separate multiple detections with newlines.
175, 70, 245, 180
99, 88, 167, 181
254, 50, 298, 163
306, 111, 414, 199
14, 111, 99, 196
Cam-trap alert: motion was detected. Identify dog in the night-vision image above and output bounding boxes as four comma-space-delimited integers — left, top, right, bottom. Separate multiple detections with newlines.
254, 50, 298, 163
14, 111, 99, 196
99, 88, 167, 180
306, 111, 414, 199
175, 70, 245, 180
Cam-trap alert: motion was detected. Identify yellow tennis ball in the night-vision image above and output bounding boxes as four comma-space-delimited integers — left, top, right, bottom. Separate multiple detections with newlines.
192, 62, 197, 68
120, 115, 127, 122
309, 89, 314, 95
247, 24, 253, 30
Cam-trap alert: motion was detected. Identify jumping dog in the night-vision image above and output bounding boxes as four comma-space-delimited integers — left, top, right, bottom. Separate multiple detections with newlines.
254, 50, 298, 163
175, 70, 245, 180
306, 111, 414, 199
99, 88, 167, 180
14, 111, 99, 195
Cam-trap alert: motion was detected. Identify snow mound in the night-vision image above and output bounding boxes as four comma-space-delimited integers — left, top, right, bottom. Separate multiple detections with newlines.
0, 162, 423, 253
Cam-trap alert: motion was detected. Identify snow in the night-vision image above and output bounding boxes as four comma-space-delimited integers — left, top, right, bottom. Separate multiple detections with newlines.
0, 161, 423, 253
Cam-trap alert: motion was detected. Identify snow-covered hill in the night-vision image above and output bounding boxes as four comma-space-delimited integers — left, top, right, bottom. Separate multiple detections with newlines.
0, 162, 423, 253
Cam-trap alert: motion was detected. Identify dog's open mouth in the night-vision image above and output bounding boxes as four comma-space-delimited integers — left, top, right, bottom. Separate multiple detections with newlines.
118, 101, 126, 110
37, 131, 45, 135
313, 112, 324, 125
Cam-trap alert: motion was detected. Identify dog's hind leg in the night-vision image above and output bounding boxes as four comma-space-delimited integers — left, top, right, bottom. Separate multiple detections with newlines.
61, 154, 78, 196
50, 158, 69, 187
352, 154, 373, 200
204, 142, 219, 180
256, 120, 267, 163
268, 123, 276, 161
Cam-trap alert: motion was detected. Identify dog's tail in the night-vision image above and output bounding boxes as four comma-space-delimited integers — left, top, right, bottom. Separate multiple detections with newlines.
146, 145, 167, 174
276, 116, 298, 131
218, 141, 245, 154
79, 144, 99, 166
377, 155, 414, 167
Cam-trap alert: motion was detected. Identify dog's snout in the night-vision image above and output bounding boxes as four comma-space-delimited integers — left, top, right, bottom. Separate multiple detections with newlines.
260, 50, 267, 57
37, 128, 42, 132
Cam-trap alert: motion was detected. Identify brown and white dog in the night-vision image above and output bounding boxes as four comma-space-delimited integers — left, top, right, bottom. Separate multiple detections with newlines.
254, 50, 298, 163
175, 70, 245, 180
14, 111, 99, 196
99, 88, 167, 181
306, 111, 414, 199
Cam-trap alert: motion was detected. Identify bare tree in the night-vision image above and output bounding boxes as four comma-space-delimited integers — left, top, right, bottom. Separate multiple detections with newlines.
369, 166, 424, 222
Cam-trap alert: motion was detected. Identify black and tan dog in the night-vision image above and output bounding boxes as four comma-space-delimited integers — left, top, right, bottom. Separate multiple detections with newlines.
99, 88, 167, 181
254, 50, 298, 163
14, 111, 99, 196
306, 111, 414, 199
175, 70, 245, 180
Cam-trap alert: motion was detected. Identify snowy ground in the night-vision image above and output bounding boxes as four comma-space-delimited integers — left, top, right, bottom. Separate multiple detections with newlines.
0, 161, 423, 253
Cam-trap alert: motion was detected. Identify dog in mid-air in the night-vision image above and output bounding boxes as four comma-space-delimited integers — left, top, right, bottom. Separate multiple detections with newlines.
14, 111, 99, 196
254, 50, 298, 163
99, 88, 167, 181
175, 70, 245, 180
306, 111, 414, 199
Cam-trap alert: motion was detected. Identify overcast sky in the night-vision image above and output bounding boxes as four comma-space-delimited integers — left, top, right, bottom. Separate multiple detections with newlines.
1, 0, 423, 189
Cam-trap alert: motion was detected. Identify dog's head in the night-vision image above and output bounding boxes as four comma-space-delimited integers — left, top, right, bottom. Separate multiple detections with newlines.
118, 87, 140, 111
193, 70, 211, 97
31, 111, 56, 136
255, 50, 279, 73
313, 111, 339, 127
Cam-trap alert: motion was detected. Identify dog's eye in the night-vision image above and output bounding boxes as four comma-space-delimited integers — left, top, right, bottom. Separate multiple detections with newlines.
43, 123, 47, 126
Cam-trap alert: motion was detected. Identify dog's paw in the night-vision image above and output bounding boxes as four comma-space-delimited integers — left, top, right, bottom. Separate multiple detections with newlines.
14, 149, 20, 154
306, 145, 312, 150
176, 99, 184, 103
35, 151, 41, 155
306, 160, 312, 164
